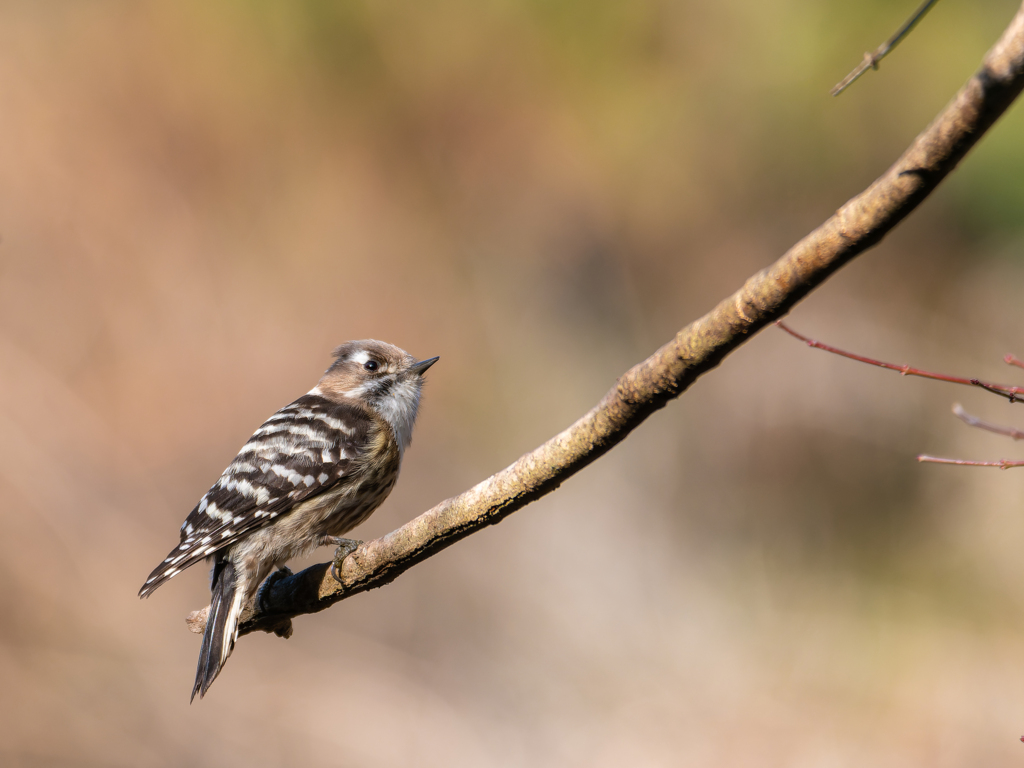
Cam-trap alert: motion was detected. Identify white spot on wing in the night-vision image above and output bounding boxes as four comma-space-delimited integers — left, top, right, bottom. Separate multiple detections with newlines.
312, 412, 353, 434
250, 422, 293, 439
217, 476, 270, 505
245, 437, 322, 459
262, 410, 295, 425
286, 423, 326, 442
224, 460, 258, 474
205, 501, 226, 521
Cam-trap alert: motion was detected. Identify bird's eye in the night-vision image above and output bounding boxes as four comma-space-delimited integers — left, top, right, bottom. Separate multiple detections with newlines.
364, 360, 379, 372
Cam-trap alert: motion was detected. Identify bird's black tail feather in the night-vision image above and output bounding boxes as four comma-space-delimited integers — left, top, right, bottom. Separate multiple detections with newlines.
192, 557, 242, 702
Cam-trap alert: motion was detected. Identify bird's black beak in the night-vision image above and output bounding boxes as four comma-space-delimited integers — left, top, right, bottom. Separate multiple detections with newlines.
409, 356, 439, 376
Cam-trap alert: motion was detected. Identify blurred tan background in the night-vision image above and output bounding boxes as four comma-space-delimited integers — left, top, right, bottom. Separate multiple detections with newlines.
2, 1, 1024, 765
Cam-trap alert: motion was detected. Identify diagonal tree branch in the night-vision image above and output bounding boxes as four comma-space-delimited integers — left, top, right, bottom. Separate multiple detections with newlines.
185, 2, 1024, 640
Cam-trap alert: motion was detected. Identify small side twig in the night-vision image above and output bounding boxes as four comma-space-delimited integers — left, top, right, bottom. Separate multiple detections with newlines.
831, 0, 942, 96
1005, 354, 1024, 370
952, 403, 1024, 440
917, 455, 1024, 469
775, 321, 1024, 399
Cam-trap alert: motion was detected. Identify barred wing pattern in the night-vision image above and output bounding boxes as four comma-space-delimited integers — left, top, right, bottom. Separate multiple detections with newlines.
140, 394, 369, 597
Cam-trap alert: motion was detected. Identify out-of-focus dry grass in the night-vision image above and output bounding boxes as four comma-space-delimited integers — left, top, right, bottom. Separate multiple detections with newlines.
2, 1, 1024, 766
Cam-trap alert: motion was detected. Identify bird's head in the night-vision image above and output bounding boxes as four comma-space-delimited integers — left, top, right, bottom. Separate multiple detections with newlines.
315, 340, 438, 451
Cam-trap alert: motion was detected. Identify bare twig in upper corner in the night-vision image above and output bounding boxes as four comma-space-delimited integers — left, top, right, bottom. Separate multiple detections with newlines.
831, 0, 942, 96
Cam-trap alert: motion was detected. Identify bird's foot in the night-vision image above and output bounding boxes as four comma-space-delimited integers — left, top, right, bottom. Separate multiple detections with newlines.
256, 566, 295, 639
257, 566, 294, 613
325, 537, 363, 585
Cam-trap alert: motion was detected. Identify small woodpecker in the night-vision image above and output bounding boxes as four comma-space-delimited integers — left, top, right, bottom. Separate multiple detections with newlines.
140, 341, 437, 701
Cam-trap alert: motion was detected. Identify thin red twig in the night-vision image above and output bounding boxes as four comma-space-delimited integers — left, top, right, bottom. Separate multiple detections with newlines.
775, 321, 1024, 400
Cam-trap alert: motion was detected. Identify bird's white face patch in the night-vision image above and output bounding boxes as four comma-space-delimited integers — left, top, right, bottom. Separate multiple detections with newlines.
373, 375, 423, 454
350, 351, 371, 366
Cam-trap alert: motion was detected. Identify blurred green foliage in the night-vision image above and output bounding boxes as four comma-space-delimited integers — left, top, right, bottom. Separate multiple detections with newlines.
212, 0, 1024, 240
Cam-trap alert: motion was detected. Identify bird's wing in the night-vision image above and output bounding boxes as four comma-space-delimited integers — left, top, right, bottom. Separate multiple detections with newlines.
139, 395, 373, 597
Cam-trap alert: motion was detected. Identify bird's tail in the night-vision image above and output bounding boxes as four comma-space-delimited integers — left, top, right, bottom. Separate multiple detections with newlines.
192, 556, 244, 702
